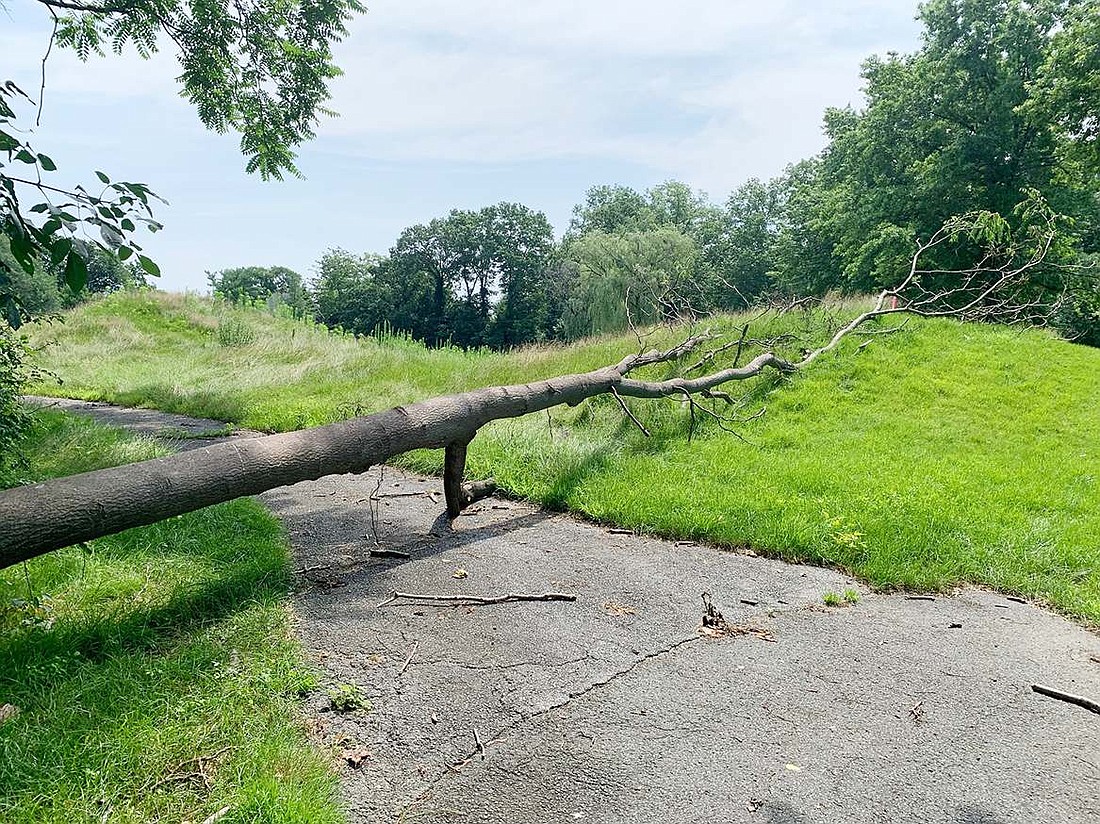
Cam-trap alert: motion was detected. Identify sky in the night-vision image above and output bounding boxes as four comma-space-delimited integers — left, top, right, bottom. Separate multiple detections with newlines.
2, 1, 922, 292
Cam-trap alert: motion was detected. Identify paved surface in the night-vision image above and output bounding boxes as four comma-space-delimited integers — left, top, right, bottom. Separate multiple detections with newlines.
37, 398, 1100, 824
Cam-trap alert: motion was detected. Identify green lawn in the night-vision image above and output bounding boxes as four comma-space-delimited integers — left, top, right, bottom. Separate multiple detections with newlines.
27, 290, 1100, 624
0, 411, 341, 823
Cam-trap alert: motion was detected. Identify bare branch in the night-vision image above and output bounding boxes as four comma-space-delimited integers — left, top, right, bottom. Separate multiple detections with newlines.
610, 387, 651, 437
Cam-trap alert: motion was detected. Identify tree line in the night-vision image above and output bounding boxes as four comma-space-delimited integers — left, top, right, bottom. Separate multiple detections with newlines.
209, 0, 1100, 350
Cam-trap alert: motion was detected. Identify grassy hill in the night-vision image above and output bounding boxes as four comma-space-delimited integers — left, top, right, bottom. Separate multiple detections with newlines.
27, 290, 1100, 624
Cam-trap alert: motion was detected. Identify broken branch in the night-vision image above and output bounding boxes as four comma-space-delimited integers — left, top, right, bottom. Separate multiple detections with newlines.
376, 591, 578, 609
1031, 683, 1100, 716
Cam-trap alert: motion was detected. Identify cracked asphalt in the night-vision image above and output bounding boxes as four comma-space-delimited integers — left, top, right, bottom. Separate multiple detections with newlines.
36, 398, 1100, 824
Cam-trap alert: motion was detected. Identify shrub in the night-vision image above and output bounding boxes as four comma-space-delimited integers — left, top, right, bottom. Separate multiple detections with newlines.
0, 327, 44, 480
217, 315, 256, 347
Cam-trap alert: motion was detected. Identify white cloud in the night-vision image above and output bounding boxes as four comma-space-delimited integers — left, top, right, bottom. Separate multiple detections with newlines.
357, 0, 794, 57
319, 0, 921, 188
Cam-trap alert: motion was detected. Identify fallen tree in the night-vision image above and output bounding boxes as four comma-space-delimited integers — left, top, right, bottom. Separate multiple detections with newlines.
0, 201, 1073, 568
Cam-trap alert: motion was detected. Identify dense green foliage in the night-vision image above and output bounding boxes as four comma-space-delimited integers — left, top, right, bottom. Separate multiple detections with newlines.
769, 0, 1100, 336
208, 265, 311, 319
0, 411, 341, 823
49, 0, 363, 181
27, 291, 1100, 624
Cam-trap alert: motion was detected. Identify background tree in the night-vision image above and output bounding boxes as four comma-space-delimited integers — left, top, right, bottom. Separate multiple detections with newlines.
208, 265, 311, 318
311, 249, 392, 334
383, 203, 556, 349
564, 227, 701, 338
756, 0, 1099, 343
483, 203, 555, 348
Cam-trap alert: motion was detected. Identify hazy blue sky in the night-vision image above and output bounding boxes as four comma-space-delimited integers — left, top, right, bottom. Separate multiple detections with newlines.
3, 1, 922, 292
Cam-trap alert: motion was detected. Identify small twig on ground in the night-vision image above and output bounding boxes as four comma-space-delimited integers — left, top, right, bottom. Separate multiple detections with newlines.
145, 746, 233, 793
366, 466, 386, 545
904, 595, 937, 601
1031, 683, 1100, 716
376, 591, 577, 609
473, 727, 485, 757
398, 641, 419, 676
369, 548, 411, 560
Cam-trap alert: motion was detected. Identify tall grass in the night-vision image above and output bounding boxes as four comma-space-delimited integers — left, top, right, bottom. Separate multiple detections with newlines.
27, 291, 1100, 623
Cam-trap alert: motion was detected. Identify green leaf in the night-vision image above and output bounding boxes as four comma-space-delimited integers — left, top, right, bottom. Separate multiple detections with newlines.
118, 246, 133, 261
49, 237, 73, 267
95, 171, 111, 184
37, 153, 57, 172
14, 149, 35, 164
137, 254, 161, 277
63, 252, 88, 293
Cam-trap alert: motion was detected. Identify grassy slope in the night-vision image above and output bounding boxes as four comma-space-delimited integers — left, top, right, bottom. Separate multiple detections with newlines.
0, 412, 341, 823
28, 291, 1100, 624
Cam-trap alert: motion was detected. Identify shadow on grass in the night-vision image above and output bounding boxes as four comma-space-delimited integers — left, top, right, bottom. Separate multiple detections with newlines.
0, 500, 309, 818
0, 495, 288, 721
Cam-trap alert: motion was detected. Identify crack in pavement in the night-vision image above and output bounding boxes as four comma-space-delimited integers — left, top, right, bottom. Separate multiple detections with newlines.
397, 634, 704, 820
406, 654, 595, 672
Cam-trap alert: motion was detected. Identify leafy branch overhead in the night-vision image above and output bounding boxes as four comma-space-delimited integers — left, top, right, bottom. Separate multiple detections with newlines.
2, 0, 364, 322
0, 81, 162, 325
44, 0, 365, 180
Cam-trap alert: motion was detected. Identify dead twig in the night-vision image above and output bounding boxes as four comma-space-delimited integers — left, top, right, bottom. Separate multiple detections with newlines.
201, 806, 232, 824
376, 591, 577, 609
369, 548, 411, 560
610, 386, 651, 437
146, 746, 233, 794
1031, 683, 1100, 716
398, 641, 419, 676
366, 466, 386, 545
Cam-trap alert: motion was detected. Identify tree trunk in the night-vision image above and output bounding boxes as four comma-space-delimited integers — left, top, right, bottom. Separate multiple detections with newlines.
0, 351, 692, 567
